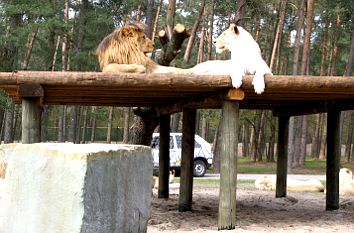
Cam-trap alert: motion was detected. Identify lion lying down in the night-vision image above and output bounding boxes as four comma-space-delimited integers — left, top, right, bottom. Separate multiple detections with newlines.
96, 22, 271, 94
324, 168, 354, 196
255, 175, 325, 192
96, 22, 189, 74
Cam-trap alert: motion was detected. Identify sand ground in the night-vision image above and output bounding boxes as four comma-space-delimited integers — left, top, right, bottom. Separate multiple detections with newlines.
148, 184, 354, 233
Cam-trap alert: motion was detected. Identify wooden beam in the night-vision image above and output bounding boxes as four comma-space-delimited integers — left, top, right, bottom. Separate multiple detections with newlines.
158, 114, 170, 198
218, 101, 239, 230
276, 116, 289, 198
22, 98, 41, 143
272, 101, 354, 117
179, 108, 196, 212
326, 108, 340, 210
158, 92, 224, 115
1, 72, 353, 92
2, 71, 231, 89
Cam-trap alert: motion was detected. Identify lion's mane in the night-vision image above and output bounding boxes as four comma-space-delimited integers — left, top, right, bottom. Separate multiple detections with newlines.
96, 23, 155, 71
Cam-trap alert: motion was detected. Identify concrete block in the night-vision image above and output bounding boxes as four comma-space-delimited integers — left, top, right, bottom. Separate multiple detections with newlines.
0, 143, 152, 233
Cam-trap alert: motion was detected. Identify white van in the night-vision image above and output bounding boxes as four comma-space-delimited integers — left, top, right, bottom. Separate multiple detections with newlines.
151, 133, 213, 177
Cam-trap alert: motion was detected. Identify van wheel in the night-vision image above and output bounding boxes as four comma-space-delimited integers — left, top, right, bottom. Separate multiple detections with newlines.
193, 160, 207, 177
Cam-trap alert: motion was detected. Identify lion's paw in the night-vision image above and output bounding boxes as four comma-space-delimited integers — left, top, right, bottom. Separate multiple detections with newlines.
230, 72, 243, 89
252, 74, 265, 94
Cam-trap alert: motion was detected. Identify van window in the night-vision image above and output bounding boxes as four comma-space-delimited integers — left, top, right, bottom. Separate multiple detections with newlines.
176, 135, 182, 149
195, 141, 201, 148
169, 136, 173, 149
151, 136, 174, 149
175, 135, 201, 148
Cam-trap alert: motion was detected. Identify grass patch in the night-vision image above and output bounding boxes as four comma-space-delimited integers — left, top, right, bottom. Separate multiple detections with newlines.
222, 157, 354, 175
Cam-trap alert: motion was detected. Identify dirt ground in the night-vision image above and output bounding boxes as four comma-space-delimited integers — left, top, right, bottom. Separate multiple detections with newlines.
148, 184, 354, 233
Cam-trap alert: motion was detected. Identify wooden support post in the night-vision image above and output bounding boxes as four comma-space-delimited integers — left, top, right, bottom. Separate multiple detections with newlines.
218, 101, 239, 230
22, 98, 41, 143
276, 115, 289, 198
178, 108, 196, 212
158, 114, 170, 198
326, 109, 340, 210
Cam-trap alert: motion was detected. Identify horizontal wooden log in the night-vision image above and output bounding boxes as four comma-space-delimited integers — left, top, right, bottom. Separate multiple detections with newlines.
0, 71, 354, 114
0, 72, 353, 92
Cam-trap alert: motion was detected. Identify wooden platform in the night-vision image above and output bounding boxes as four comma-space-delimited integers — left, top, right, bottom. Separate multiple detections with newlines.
0, 71, 352, 229
0, 71, 353, 115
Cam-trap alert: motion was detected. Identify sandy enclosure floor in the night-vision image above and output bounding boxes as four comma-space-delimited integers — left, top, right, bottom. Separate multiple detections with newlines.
148, 185, 354, 233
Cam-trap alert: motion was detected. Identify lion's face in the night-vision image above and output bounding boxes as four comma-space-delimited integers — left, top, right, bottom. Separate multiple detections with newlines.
214, 23, 239, 54
137, 31, 154, 54
118, 26, 154, 54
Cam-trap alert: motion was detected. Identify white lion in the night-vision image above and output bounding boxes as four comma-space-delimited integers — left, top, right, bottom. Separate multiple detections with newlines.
255, 175, 324, 192
210, 23, 272, 94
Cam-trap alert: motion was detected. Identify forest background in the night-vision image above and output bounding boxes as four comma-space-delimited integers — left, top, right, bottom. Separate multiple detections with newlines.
0, 0, 353, 172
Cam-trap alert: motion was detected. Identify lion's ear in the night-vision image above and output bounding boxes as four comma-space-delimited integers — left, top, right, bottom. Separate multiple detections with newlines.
229, 23, 239, 35
121, 27, 135, 37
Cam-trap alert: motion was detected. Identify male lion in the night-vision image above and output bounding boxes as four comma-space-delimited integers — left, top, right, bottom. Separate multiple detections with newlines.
96, 22, 188, 74
213, 23, 273, 94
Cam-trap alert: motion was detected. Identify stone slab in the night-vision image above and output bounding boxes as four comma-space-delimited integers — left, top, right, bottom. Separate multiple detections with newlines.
0, 143, 152, 233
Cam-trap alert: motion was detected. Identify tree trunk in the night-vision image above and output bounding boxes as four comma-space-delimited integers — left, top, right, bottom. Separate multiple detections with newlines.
345, 28, 354, 76
236, 0, 246, 27
81, 106, 88, 144
68, 106, 78, 143
151, 0, 163, 42
184, 0, 206, 63
207, 0, 215, 60
197, 28, 205, 64
212, 119, 221, 173
269, 0, 288, 71
242, 121, 249, 158
319, 114, 327, 159
166, 0, 176, 39
300, 0, 314, 75
145, 0, 155, 39
287, 117, 294, 172
123, 107, 130, 143
4, 99, 14, 143
311, 114, 321, 158
201, 116, 207, 140
330, 13, 341, 76
251, 111, 262, 162
90, 106, 97, 142
23, 28, 38, 70
344, 111, 354, 162
130, 107, 159, 145
320, 18, 329, 76
292, 0, 305, 75
107, 106, 114, 143
157, 24, 190, 66
257, 111, 266, 162
75, 107, 82, 144
268, 117, 276, 162
299, 115, 307, 166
